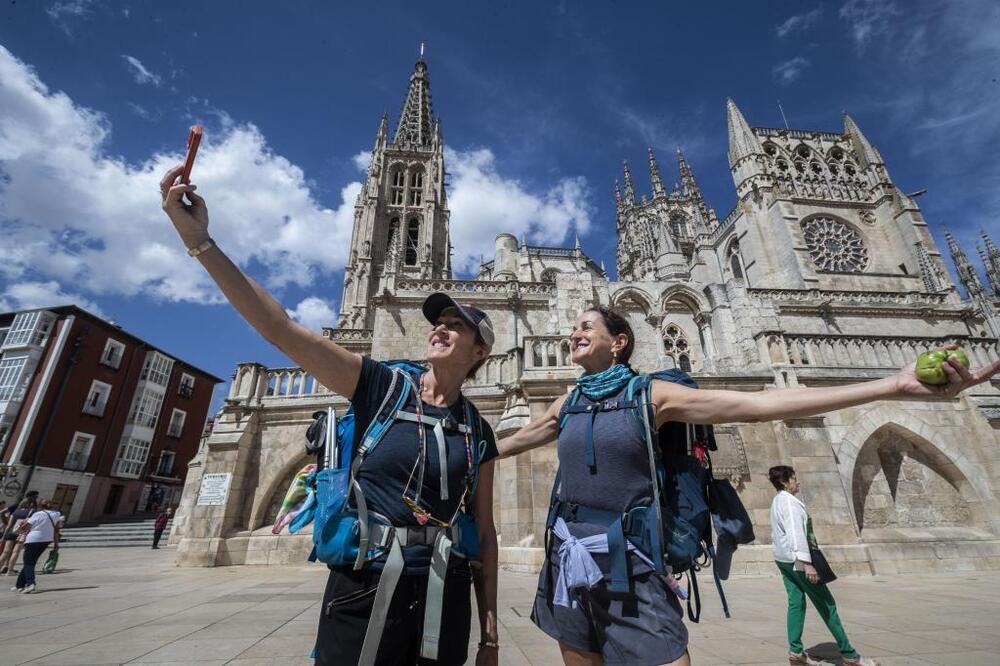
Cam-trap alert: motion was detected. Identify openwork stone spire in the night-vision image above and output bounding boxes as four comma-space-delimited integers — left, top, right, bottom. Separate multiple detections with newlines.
915, 239, 945, 293
648, 147, 665, 198
980, 228, 1000, 297
393, 55, 434, 146
622, 160, 636, 206
945, 229, 984, 297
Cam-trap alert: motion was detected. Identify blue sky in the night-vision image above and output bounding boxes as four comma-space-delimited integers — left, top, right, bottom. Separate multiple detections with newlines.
1, 0, 998, 412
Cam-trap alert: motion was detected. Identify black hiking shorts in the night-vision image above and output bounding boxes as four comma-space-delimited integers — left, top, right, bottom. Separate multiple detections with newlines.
314, 562, 473, 665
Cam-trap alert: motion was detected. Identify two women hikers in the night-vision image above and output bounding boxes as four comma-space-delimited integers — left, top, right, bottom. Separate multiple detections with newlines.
162, 165, 999, 665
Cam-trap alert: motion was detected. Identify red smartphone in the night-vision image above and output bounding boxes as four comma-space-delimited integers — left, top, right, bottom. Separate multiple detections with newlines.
180, 125, 203, 184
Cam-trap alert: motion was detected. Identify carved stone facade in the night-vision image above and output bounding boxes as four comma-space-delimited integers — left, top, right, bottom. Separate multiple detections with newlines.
173, 58, 1000, 575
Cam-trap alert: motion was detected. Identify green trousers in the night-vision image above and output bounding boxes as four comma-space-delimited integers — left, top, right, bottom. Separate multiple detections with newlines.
775, 561, 858, 659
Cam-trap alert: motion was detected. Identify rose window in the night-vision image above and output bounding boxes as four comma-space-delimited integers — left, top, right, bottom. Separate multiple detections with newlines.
802, 217, 869, 272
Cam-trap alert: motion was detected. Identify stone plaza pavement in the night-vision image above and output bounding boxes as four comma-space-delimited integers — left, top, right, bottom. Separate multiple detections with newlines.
0, 546, 996, 665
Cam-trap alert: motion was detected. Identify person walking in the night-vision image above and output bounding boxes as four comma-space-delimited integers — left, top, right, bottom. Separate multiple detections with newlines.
12, 500, 63, 594
769, 466, 877, 666
160, 165, 500, 665
500, 306, 997, 666
152, 507, 172, 549
0, 497, 37, 575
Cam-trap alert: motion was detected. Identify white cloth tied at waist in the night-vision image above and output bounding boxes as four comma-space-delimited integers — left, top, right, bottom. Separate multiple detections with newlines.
551, 517, 656, 608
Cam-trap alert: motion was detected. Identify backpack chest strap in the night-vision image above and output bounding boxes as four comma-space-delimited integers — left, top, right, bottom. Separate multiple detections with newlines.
562, 399, 640, 471
393, 409, 469, 502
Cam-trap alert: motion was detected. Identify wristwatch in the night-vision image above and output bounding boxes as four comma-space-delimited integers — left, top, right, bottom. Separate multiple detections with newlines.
478, 639, 500, 649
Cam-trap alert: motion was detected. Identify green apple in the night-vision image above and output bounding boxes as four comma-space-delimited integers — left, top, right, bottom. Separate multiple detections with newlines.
915, 348, 970, 385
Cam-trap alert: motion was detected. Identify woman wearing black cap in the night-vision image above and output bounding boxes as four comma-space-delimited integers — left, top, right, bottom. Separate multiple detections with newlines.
161, 167, 499, 666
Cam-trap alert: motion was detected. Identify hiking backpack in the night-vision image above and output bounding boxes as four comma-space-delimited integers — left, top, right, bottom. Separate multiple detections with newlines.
303, 360, 486, 569
551, 368, 755, 621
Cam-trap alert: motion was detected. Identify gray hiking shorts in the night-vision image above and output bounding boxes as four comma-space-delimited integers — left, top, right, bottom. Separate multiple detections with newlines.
531, 538, 689, 665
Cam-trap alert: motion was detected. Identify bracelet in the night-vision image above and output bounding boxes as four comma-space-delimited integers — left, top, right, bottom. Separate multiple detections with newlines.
478, 640, 499, 649
187, 238, 215, 257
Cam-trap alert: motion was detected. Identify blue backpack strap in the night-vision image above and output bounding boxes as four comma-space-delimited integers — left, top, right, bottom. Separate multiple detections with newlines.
557, 387, 582, 430
633, 373, 667, 575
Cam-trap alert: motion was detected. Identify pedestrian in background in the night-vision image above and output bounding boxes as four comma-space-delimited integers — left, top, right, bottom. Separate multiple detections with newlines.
0, 496, 37, 575
769, 465, 877, 666
12, 499, 63, 594
152, 507, 172, 549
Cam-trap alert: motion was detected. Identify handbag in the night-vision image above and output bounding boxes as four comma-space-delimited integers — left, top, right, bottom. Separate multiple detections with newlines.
808, 548, 837, 585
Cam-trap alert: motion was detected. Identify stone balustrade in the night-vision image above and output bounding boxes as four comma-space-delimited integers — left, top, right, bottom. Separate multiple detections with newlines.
466, 349, 523, 388
759, 332, 999, 370
749, 288, 950, 308
524, 335, 574, 370
395, 277, 555, 296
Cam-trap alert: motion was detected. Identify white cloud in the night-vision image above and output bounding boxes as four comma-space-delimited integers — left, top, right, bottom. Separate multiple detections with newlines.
0, 280, 105, 317
352, 150, 372, 173
0, 45, 359, 307
773, 56, 811, 84
776, 7, 823, 38
445, 147, 592, 274
287, 296, 338, 332
122, 55, 162, 87
839, 0, 900, 49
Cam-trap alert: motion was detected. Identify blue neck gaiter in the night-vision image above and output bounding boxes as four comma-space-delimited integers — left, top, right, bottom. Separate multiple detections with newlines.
576, 363, 635, 401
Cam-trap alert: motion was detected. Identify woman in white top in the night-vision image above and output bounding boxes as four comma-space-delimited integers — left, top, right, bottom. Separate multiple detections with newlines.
12, 499, 62, 594
770, 466, 876, 666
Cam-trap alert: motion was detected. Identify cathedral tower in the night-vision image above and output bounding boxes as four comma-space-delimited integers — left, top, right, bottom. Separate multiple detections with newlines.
615, 147, 718, 281
337, 54, 451, 329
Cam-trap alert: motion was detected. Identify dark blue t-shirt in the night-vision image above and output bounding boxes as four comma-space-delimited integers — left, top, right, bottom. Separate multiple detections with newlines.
350, 357, 497, 572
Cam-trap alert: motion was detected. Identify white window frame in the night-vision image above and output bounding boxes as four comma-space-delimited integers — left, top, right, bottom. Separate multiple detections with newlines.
178, 372, 195, 398
127, 387, 164, 429
113, 435, 152, 478
155, 449, 176, 477
0, 327, 9, 348
141, 351, 174, 387
0, 355, 29, 402
167, 408, 186, 438
82, 380, 112, 417
101, 338, 126, 369
65, 432, 95, 472
2, 311, 41, 349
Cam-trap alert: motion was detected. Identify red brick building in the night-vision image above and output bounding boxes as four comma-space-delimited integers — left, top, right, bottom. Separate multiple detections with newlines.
0, 306, 221, 524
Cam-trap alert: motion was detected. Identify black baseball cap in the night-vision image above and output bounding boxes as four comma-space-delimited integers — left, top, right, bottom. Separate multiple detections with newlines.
422, 292, 495, 347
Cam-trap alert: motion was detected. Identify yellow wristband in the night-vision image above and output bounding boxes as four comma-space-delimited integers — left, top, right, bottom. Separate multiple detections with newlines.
187, 238, 215, 257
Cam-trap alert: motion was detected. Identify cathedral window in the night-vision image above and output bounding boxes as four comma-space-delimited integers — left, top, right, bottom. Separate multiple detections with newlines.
541, 268, 560, 283
391, 169, 405, 206
795, 145, 810, 159
829, 162, 840, 175
829, 147, 844, 161
662, 324, 693, 372
408, 170, 424, 206
763, 142, 778, 157
670, 214, 690, 239
844, 163, 857, 176
810, 161, 823, 174
727, 239, 746, 283
801, 216, 870, 273
405, 219, 420, 265
776, 159, 789, 172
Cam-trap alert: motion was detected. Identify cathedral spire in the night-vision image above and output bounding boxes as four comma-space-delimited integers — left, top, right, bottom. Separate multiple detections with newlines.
648, 147, 665, 198
393, 52, 434, 147
676, 149, 701, 198
980, 228, 1000, 296
945, 229, 984, 297
726, 97, 761, 167
915, 240, 945, 293
843, 112, 884, 169
622, 160, 636, 206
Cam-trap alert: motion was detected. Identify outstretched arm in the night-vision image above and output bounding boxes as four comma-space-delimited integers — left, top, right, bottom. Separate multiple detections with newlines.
160, 165, 362, 399
654, 350, 1000, 427
471, 459, 498, 666
496, 394, 568, 458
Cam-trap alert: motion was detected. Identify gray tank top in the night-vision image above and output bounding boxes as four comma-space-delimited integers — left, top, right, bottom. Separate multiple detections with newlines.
557, 385, 653, 538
